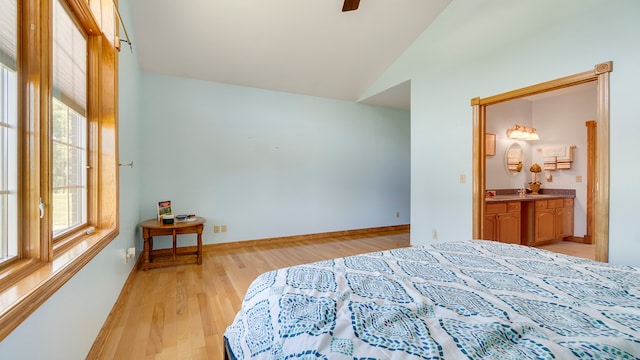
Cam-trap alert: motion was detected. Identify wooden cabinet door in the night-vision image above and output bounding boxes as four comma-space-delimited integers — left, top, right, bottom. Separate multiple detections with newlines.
485, 201, 520, 243
497, 213, 521, 244
535, 209, 556, 243
556, 206, 574, 238
483, 214, 497, 241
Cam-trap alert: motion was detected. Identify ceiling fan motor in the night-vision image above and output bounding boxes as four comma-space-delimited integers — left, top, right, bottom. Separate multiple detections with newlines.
342, 0, 360, 12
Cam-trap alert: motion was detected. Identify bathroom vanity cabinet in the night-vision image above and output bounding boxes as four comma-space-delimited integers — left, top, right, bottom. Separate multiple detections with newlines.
531, 198, 574, 245
483, 201, 521, 244
485, 195, 574, 246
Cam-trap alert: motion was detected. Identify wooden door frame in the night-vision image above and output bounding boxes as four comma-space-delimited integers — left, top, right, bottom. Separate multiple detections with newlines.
471, 61, 612, 262
585, 120, 597, 245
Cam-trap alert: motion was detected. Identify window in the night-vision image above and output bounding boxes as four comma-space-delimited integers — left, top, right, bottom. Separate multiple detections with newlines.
0, 0, 119, 342
52, 0, 88, 237
51, 98, 87, 236
0, 0, 17, 264
0, 66, 17, 263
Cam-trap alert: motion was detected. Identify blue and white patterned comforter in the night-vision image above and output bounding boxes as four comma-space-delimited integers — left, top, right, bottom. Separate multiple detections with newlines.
224, 240, 640, 359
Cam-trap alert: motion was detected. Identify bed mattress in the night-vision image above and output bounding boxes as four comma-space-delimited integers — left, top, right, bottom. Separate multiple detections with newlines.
224, 240, 640, 359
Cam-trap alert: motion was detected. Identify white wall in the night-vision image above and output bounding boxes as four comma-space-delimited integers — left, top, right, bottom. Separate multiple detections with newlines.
531, 87, 597, 237
486, 99, 532, 189
0, 0, 143, 358
138, 73, 411, 249
363, 0, 640, 266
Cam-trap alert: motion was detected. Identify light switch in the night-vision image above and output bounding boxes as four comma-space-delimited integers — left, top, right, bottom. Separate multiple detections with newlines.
576, 176, 582, 183
459, 174, 466, 184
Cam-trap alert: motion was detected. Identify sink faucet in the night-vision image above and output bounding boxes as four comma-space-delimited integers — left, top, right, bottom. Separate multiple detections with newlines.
518, 188, 526, 198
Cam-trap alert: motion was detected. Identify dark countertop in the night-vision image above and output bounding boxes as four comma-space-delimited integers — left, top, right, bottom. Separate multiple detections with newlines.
486, 194, 574, 202
485, 188, 576, 202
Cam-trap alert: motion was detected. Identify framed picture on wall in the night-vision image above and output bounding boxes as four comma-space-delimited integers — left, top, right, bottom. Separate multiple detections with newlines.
485, 133, 496, 156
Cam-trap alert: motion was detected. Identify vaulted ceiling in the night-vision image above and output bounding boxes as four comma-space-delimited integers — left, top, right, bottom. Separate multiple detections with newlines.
129, 0, 452, 109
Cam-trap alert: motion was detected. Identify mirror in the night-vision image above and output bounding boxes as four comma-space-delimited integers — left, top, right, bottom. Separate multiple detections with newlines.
505, 142, 523, 175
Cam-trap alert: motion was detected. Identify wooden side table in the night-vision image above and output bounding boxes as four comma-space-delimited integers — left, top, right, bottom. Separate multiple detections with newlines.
139, 217, 206, 270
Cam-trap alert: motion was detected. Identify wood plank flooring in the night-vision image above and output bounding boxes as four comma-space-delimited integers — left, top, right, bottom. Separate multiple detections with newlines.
90, 230, 410, 359
538, 240, 596, 260
89, 231, 595, 359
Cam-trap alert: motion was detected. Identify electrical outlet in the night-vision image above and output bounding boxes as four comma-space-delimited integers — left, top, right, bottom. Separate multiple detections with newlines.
214, 225, 221, 233
395, 211, 400, 218
459, 174, 466, 184
221, 225, 227, 232
125, 247, 135, 264
432, 229, 438, 240
576, 175, 582, 183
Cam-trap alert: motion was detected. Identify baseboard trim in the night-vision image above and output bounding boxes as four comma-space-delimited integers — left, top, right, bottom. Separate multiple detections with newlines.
204, 224, 410, 252
564, 236, 586, 244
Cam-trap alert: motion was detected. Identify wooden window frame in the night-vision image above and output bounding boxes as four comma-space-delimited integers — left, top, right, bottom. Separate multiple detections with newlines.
0, 0, 119, 341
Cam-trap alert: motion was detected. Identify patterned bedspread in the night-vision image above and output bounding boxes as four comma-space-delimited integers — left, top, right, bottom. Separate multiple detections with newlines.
224, 240, 640, 359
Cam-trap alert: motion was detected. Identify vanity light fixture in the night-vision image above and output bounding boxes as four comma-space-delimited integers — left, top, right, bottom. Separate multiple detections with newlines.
506, 124, 540, 141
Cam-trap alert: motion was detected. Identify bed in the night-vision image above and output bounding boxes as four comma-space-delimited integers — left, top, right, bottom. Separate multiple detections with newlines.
223, 240, 640, 359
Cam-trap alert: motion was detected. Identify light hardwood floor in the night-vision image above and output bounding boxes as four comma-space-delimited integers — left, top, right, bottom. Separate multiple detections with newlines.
90, 229, 410, 359
89, 231, 595, 359
537, 240, 596, 260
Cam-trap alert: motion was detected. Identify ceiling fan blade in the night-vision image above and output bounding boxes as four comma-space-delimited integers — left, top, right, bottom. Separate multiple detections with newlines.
342, 0, 360, 12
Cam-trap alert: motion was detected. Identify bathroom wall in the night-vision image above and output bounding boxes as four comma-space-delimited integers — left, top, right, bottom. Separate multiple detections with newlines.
486, 99, 532, 189
485, 85, 596, 237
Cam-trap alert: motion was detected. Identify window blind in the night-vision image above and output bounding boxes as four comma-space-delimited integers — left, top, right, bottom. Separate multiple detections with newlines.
53, 0, 86, 116
0, 0, 17, 71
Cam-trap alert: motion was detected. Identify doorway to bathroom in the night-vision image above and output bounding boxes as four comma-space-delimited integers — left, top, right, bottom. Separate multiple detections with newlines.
471, 61, 612, 262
